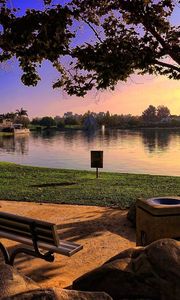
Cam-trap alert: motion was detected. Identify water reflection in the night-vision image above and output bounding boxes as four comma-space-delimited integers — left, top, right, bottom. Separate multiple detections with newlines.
0, 129, 176, 154
156, 130, 172, 152
141, 129, 172, 152
0, 135, 29, 155
0, 129, 180, 175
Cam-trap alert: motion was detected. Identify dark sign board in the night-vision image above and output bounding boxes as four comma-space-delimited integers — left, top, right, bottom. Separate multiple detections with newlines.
91, 151, 103, 168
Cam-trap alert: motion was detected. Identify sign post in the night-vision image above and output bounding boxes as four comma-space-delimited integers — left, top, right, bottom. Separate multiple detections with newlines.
91, 151, 103, 178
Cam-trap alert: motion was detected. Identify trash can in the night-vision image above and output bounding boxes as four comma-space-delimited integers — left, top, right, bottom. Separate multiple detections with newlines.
136, 197, 180, 246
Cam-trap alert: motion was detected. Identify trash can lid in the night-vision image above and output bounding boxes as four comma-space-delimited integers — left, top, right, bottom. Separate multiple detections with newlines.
137, 197, 180, 215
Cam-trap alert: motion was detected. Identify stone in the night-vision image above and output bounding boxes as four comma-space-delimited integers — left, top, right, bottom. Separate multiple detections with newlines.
3, 288, 112, 300
73, 239, 180, 300
2, 289, 54, 300
0, 263, 39, 299
0, 263, 112, 300
54, 288, 112, 300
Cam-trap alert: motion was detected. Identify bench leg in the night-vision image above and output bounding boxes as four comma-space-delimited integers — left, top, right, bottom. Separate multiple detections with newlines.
0, 242, 54, 265
0, 243, 10, 264
9, 247, 55, 265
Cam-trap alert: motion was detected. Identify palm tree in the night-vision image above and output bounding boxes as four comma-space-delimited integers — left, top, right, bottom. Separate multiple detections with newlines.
15, 108, 29, 128
16, 108, 28, 117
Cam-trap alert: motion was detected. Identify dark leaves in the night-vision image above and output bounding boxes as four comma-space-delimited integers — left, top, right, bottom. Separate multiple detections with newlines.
0, 0, 179, 95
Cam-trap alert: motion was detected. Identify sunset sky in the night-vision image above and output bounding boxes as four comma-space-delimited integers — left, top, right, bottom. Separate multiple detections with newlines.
0, 1, 179, 118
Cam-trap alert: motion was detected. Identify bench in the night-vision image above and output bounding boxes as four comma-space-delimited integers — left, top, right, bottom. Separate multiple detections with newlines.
0, 211, 83, 265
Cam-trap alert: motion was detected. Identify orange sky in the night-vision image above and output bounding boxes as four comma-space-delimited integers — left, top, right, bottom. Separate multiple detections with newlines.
39, 75, 180, 118
1, 65, 179, 118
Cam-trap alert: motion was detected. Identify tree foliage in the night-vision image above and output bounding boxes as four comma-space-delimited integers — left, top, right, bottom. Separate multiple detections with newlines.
16, 108, 28, 117
142, 104, 171, 122
0, 0, 179, 96
156, 105, 170, 120
39, 116, 56, 127
142, 105, 157, 122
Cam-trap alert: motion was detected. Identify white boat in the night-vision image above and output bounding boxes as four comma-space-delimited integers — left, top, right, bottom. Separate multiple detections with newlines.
13, 124, 30, 134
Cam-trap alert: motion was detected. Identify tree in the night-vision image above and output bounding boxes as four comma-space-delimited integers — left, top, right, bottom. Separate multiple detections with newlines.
15, 108, 29, 127
16, 108, 28, 117
39, 116, 56, 127
15, 115, 30, 127
142, 105, 157, 123
63, 112, 80, 125
0, 0, 179, 96
31, 117, 41, 125
104, 111, 111, 126
4, 112, 16, 121
156, 105, 170, 121
54, 116, 65, 128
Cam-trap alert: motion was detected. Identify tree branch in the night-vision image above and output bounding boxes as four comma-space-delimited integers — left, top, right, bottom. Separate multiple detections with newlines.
142, 21, 180, 65
81, 18, 103, 43
154, 59, 180, 72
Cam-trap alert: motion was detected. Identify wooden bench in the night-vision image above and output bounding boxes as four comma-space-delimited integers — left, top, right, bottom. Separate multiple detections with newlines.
0, 211, 83, 265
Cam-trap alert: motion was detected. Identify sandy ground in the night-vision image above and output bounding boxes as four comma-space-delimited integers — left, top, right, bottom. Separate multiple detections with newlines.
0, 200, 135, 289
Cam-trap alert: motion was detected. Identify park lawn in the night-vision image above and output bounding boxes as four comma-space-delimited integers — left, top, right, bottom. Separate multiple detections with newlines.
0, 162, 180, 209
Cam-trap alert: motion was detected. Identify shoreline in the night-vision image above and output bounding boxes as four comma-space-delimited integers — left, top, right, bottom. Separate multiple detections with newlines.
1, 126, 180, 136
29, 126, 180, 131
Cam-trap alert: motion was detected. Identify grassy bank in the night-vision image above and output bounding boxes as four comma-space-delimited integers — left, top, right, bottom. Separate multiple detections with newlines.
0, 132, 13, 136
28, 124, 82, 131
0, 162, 180, 208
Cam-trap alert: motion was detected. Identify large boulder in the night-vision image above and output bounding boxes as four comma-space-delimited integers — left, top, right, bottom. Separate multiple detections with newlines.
0, 263, 112, 300
73, 239, 180, 300
0, 263, 39, 299
3, 288, 112, 300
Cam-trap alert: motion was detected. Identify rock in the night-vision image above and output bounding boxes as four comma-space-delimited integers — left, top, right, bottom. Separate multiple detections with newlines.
3, 288, 112, 300
0, 263, 39, 299
127, 201, 136, 227
0, 263, 112, 300
73, 239, 180, 300
54, 288, 112, 300
2, 289, 53, 300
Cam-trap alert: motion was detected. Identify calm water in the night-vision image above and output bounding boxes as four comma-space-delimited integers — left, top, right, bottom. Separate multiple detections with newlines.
1, 129, 180, 176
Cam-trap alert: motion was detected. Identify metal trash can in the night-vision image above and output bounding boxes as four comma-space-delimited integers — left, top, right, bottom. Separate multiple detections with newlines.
136, 197, 180, 246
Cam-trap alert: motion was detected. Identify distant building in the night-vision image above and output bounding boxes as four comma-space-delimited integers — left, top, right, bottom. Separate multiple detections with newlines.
171, 116, 180, 122
0, 118, 13, 130
63, 112, 73, 119
160, 116, 171, 123
83, 114, 97, 131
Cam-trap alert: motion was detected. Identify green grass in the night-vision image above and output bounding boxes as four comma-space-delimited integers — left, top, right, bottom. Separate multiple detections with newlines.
0, 132, 13, 136
0, 162, 180, 208
64, 125, 82, 129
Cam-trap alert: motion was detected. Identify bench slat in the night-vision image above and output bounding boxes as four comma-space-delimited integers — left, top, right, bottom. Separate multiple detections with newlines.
0, 212, 56, 228
0, 225, 56, 246
0, 212, 82, 258
0, 218, 55, 236
59, 240, 81, 250
0, 212, 60, 247
0, 230, 83, 257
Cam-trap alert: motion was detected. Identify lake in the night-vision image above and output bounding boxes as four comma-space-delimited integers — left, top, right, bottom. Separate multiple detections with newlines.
1, 128, 180, 176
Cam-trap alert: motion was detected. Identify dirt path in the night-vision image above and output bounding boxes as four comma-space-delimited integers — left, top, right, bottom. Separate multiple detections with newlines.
0, 200, 135, 289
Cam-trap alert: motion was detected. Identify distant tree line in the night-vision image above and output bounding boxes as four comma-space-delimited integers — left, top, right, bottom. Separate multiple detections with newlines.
30, 105, 180, 129
2, 105, 180, 130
